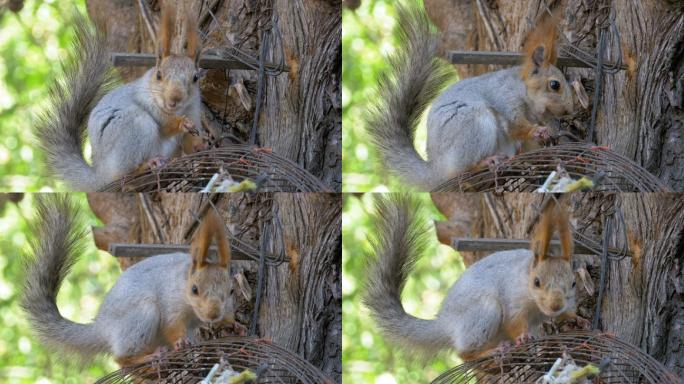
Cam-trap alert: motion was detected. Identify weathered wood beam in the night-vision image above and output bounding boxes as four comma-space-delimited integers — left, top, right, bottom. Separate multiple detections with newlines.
451, 237, 632, 257
446, 50, 627, 70
108, 243, 256, 261
110, 53, 288, 72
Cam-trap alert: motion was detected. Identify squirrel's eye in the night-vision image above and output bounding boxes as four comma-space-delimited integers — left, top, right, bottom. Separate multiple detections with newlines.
534, 277, 541, 288
191, 285, 199, 295
572, 280, 576, 288
192, 73, 199, 83
156, 71, 162, 81
549, 80, 561, 91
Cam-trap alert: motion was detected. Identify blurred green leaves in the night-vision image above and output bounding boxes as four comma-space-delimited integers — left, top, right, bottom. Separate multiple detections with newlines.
0, 0, 86, 191
342, 0, 434, 193
0, 193, 119, 383
342, 193, 464, 383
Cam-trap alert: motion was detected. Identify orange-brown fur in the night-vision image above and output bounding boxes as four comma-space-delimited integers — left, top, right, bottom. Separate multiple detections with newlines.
159, 2, 175, 61
520, 9, 561, 80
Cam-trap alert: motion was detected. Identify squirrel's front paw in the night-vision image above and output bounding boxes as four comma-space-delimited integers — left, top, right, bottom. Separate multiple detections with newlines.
514, 333, 535, 346
479, 154, 509, 172
494, 340, 513, 355
532, 125, 551, 143
180, 116, 199, 136
230, 321, 248, 336
146, 156, 168, 170
173, 337, 193, 351
574, 315, 592, 330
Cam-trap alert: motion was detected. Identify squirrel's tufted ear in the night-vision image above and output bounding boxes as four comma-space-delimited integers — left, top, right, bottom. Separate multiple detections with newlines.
191, 209, 230, 269
531, 196, 574, 265
158, 1, 175, 61
532, 46, 545, 68
520, 8, 561, 78
557, 204, 574, 262
185, 8, 201, 65
191, 210, 215, 269
212, 211, 231, 269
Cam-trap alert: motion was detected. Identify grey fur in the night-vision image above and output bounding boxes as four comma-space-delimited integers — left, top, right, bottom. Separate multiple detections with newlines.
363, 194, 451, 360
365, 3, 455, 190
35, 14, 115, 191
363, 194, 577, 360
21, 195, 108, 359
36, 13, 202, 191
21, 195, 235, 364
366, 4, 573, 190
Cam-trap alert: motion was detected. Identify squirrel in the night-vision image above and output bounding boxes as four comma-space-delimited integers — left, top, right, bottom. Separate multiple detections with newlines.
363, 194, 577, 362
36, 3, 204, 191
21, 195, 236, 367
366, 3, 574, 190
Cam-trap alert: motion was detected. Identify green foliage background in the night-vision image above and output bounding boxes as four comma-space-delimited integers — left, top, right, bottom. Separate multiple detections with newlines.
0, 0, 84, 191
342, 0, 444, 193
0, 193, 120, 383
342, 193, 464, 383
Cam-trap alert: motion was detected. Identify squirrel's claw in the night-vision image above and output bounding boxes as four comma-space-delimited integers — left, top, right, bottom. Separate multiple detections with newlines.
480, 154, 509, 172
532, 125, 552, 143
231, 321, 248, 336
173, 337, 193, 351
146, 156, 168, 170
180, 116, 199, 136
515, 333, 535, 346
574, 315, 592, 330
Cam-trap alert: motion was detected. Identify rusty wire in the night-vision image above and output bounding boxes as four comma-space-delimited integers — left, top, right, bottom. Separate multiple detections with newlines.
432, 331, 681, 384
432, 143, 669, 193
95, 337, 332, 384
98, 146, 328, 192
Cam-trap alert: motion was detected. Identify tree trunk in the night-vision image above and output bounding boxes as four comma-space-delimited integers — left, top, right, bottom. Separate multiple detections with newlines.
424, 0, 684, 191
88, 192, 342, 382
86, 0, 341, 191
432, 192, 684, 378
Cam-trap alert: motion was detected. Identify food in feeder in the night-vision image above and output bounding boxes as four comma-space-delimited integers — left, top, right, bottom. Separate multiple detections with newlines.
201, 170, 258, 193
536, 352, 599, 384
536, 166, 594, 192
202, 361, 266, 384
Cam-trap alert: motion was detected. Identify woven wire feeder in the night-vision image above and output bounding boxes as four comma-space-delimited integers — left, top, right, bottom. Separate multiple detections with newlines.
432, 143, 669, 193
95, 337, 333, 384
98, 146, 328, 192
431, 331, 681, 384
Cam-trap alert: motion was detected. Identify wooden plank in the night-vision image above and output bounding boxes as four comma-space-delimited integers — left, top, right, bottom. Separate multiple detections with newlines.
108, 243, 255, 261
446, 50, 627, 70
110, 53, 288, 72
451, 237, 632, 257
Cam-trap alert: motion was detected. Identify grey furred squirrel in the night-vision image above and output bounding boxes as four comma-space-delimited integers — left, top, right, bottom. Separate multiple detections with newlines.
366, 4, 574, 190
363, 194, 577, 361
21, 195, 236, 367
37, 3, 203, 191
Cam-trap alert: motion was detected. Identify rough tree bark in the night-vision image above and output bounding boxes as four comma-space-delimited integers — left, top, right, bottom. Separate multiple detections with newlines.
432, 192, 684, 378
86, 0, 342, 191
88, 192, 342, 382
424, 0, 684, 191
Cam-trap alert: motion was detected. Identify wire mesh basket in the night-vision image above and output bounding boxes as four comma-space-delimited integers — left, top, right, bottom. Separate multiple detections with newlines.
98, 146, 328, 192
95, 337, 333, 384
432, 143, 669, 193
432, 331, 681, 384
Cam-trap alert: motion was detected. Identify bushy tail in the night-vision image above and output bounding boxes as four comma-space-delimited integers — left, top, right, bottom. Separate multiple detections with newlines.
363, 194, 451, 360
366, 3, 454, 190
36, 13, 115, 191
21, 195, 108, 360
